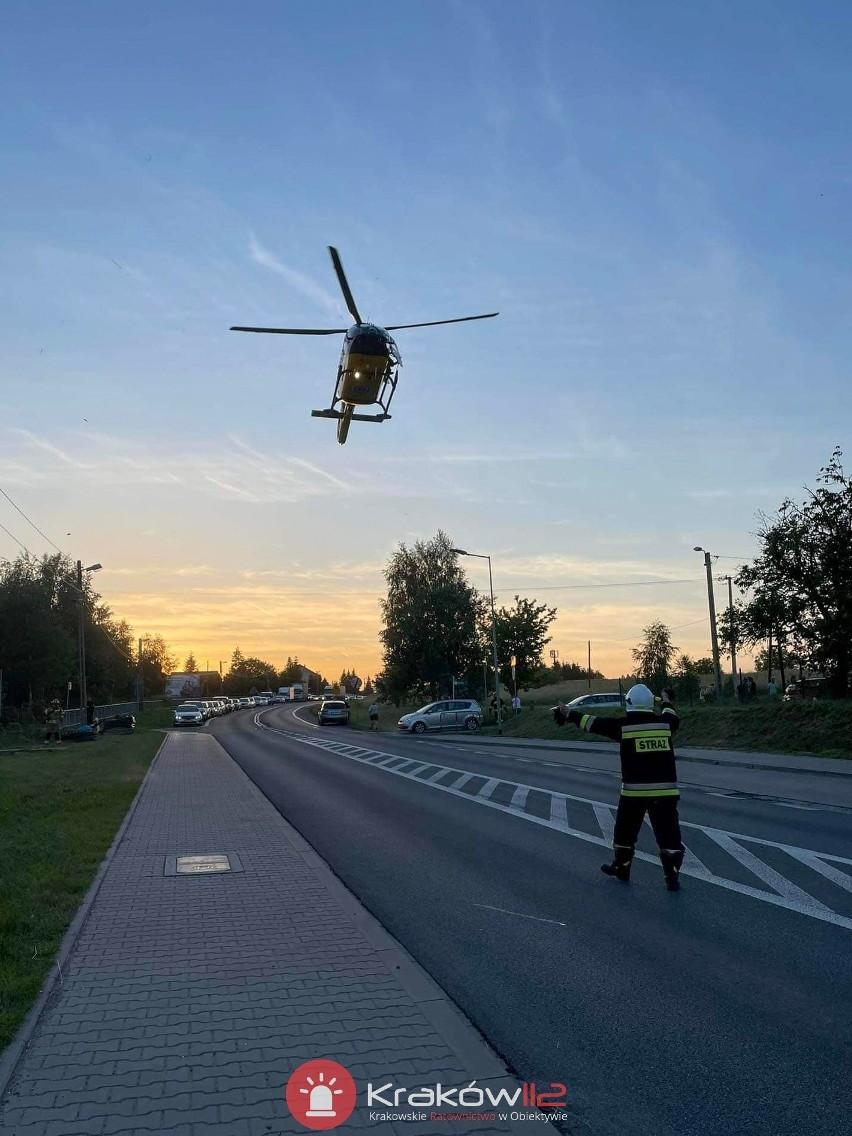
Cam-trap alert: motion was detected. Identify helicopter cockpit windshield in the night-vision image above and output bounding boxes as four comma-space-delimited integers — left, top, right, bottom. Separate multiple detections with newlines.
347, 326, 388, 356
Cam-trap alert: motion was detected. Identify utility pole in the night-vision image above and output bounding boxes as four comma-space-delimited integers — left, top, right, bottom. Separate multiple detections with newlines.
137, 638, 144, 711
723, 575, 737, 689
588, 640, 592, 691
77, 560, 87, 710
694, 548, 724, 699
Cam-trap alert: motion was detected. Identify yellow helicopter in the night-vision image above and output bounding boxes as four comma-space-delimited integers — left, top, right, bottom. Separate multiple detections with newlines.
231, 247, 498, 444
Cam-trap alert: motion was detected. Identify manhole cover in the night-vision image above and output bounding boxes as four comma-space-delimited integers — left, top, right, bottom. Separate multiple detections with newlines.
164, 852, 244, 876
177, 854, 231, 874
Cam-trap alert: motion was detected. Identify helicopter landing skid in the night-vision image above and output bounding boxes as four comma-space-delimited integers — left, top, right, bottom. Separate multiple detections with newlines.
311, 408, 391, 423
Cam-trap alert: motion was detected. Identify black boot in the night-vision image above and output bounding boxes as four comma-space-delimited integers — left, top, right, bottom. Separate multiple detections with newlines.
660, 848, 685, 891
601, 847, 633, 882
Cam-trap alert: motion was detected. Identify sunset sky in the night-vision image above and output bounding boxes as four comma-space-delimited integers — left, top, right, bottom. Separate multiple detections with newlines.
3, 1, 851, 682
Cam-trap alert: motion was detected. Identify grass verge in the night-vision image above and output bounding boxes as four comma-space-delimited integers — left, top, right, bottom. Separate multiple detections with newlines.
484, 700, 852, 760
0, 711, 165, 1051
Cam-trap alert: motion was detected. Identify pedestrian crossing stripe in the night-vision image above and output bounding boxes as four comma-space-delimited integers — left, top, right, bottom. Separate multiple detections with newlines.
255, 718, 852, 933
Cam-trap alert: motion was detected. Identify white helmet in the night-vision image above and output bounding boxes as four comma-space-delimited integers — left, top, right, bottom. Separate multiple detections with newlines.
625, 684, 655, 711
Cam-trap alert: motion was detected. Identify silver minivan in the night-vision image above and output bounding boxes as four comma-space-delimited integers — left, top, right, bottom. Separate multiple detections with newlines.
398, 699, 482, 734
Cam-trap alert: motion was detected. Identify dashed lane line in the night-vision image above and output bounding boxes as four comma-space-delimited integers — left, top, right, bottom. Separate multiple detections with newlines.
255, 719, 852, 932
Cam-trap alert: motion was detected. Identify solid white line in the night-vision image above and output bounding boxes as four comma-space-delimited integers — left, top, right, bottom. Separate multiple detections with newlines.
473, 903, 567, 928
703, 829, 831, 910
510, 785, 529, 810
257, 724, 852, 931
593, 804, 614, 845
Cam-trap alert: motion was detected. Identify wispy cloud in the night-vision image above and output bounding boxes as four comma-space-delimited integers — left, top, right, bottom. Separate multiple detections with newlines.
248, 233, 344, 320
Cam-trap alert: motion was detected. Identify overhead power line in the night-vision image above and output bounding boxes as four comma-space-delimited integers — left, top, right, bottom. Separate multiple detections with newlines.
507, 578, 701, 591
0, 521, 30, 555
0, 487, 64, 554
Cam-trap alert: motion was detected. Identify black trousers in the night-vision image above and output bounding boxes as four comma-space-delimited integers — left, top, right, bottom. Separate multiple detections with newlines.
613, 796, 683, 853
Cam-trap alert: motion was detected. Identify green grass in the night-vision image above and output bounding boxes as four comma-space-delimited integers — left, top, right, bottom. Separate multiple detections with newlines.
484, 700, 852, 760
0, 711, 165, 1051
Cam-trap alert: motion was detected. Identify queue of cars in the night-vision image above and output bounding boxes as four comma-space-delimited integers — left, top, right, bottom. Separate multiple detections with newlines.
172, 693, 276, 727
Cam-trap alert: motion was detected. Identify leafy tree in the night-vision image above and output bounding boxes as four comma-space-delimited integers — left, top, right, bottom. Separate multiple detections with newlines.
363, 675, 374, 695
735, 448, 852, 697
184, 653, 199, 673
379, 531, 486, 702
693, 657, 715, 674
140, 634, 177, 695
279, 656, 304, 685
224, 652, 279, 694
491, 595, 558, 689
672, 653, 701, 704
631, 621, 677, 689
0, 553, 157, 707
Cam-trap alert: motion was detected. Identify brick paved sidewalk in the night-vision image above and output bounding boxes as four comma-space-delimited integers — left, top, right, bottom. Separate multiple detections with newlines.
0, 734, 540, 1136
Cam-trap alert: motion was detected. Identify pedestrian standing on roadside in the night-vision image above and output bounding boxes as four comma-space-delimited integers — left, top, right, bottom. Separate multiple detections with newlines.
553, 684, 685, 890
368, 701, 380, 731
511, 694, 521, 715
747, 676, 757, 700
86, 698, 95, 726
44, 699, 63, 746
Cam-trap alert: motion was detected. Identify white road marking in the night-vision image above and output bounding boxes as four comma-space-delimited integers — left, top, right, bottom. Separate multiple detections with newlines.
593, 804, 614, 845
256, 724, 852, 931
550, 795, 568, 825
781, 849, 852, 894
473, 903, 568, 928
510, 785, 529, 810
476, 778, 502, 801
702, 829, 831, 911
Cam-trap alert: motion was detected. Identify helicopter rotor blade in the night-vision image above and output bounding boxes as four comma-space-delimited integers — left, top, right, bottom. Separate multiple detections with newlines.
230, 326, 348, 335
328, 246, 363, 324
384, 312, 499, 331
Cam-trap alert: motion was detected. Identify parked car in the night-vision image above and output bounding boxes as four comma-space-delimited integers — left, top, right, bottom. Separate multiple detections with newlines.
782, 679, 826, 701
562, 692, 625, 712
318, 700, 350, 726
179, 700, 208, 719
398, 699, 483, 734
174, 704, 204, 727
238, 697, 252, 709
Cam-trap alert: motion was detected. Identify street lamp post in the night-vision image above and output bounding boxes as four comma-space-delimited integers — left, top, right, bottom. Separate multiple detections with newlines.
452, 548, 502, 736
76, 561, 102, 710
694, 547, 724, 699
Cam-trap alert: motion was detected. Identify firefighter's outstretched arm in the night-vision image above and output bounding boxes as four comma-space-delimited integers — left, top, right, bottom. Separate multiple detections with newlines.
553, 704, 621, 741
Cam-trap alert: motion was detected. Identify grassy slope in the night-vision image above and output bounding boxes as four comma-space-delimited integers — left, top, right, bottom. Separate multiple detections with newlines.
0, 710, 167, 1051
484, 700, 852, 760
339, 694, 852, 760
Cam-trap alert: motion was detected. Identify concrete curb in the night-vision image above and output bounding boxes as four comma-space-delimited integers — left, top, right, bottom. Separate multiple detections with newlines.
425, 734, 852, 778
0, 736, 168, 1104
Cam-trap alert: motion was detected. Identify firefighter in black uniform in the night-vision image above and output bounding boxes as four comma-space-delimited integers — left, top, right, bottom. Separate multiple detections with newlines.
553, 684, 686, 890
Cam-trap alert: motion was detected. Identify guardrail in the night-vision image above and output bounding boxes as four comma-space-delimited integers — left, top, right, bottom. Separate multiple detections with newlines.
61, 700, 163, 726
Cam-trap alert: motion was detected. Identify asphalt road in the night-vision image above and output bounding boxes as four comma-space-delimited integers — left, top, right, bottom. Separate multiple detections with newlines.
208, 704, 852, 1136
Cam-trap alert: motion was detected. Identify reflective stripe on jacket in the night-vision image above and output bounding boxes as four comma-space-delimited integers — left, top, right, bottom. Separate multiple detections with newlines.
578, 704, 679, 797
